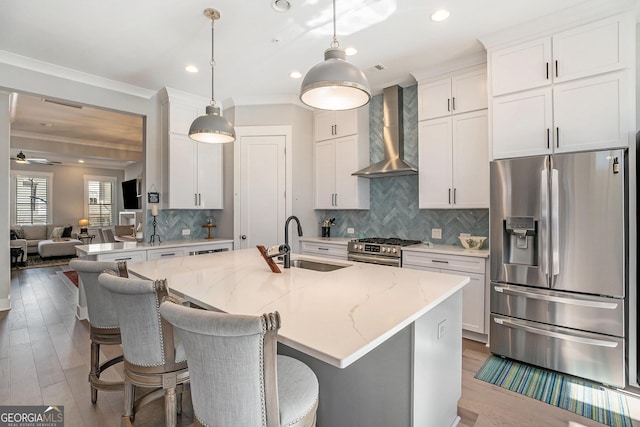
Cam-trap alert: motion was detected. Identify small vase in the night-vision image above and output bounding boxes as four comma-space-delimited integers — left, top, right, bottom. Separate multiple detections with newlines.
321, 226, 331, 237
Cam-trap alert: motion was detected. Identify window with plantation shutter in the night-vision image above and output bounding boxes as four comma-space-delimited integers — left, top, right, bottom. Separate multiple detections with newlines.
13, 173, 52, 225
85, 176, 116, 227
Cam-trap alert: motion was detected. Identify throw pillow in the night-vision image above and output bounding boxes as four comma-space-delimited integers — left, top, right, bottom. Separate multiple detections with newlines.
13, 227, 24, 239
50, 226, 64, 239
62, 226, 73, 238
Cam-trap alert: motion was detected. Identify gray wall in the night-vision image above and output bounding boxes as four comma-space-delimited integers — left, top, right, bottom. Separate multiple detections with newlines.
320, 85, 489, 246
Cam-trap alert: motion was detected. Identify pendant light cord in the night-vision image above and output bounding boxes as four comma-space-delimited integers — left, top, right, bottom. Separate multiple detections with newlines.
210, 17, 216, 107
331, 0, 339, 48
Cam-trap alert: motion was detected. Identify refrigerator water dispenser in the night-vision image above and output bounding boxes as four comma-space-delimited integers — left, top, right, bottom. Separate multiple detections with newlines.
504, 217, 536, 265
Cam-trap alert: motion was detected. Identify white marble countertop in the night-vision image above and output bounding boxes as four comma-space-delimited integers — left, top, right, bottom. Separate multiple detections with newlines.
75, 238, 234, 256
128, 248, 469, 369
402, 243, 490, 258
299, 236, 490, 258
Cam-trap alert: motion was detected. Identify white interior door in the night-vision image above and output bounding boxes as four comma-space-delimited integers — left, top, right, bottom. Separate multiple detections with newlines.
234, 126, 290, 250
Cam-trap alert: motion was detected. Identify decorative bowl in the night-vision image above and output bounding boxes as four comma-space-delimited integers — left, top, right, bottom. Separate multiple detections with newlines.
458, 236, 487, 250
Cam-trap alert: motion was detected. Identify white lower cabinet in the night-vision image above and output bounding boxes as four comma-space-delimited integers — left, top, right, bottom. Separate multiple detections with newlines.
300, 240, 347, 260
402, 250, 488, 340
96, 250, 147, 263
147, 247, 187, 260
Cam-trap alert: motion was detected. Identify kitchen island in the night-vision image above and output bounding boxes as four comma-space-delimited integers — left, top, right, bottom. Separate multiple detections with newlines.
129, 248, 469, 427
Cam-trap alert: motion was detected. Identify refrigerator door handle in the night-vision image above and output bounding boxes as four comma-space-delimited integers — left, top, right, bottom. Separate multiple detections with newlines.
493, 286, 620, 309
493, 317, 619, 348
550, 168, 560, 283
540, 169, 549, 280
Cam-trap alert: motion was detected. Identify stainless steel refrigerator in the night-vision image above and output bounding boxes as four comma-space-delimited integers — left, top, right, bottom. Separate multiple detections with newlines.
490, 149, 627, 387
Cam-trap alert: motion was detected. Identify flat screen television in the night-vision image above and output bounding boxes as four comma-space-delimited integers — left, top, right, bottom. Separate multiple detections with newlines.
122, 179, 140, 210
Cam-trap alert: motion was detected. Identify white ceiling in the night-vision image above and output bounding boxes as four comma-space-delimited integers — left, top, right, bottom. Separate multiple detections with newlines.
0, 0, 633, 167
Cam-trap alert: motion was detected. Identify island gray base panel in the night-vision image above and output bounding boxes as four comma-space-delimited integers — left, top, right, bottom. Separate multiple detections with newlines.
279, 290, 462, 427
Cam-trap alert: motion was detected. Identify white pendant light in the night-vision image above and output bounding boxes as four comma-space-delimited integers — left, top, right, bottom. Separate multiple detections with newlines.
300, 0, 371, 110
189, 8, 236, 144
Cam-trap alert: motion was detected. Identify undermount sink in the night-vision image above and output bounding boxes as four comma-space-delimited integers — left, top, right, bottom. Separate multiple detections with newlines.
284, 259, 350, 272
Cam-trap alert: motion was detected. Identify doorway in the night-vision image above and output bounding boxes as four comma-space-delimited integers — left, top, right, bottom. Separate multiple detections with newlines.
233, 126, 292, 250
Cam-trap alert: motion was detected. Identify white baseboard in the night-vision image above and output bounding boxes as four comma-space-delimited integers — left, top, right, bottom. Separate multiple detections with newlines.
76, 304, 88, 321
0, 297, 11, 311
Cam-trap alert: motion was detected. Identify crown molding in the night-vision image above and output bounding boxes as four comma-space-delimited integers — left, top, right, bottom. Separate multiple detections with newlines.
411, 52, 487, 83
225, 94, 304, 108
0, 50, 156, 99
479, 0, 639, 50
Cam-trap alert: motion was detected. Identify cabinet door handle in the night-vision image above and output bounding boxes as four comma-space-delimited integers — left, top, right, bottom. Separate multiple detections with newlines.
556, 127, 560, 148
199, 193, 202, 206
453, 188, 456, 204
452, 96, 456, 111
194, 194, 198, 206
546, 62, 549, 79
331, 194, 335, 206
546, 128, 550, 149
335, 193, 338, 206
161, 253, 176, 257
447, 98, 450, 112
318, 247, 329, 251
116, 257, 132, 261
555, 60, 558, 78
432, 259, 449, 264
448, 188, 451, 204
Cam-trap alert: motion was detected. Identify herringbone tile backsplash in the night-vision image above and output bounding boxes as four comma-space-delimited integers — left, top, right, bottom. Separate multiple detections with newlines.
320, 85, 490, 247
145, 209, 220, 241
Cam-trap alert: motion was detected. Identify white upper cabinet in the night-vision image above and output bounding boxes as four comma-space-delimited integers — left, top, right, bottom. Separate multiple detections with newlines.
313, 107, 369, 210
314, 135, 369, 210
492, 70, 627, 159
491, 37, 552, 96
160, 87, 224, 209
489, 13, 633, 159
552, 15, 626, 83
314, 109, 359, 142
491, 14, 627, 97
492, 88, 553, 158
419, 110, 489, 209
418, 68, 487, 120
167, 134, 223, 209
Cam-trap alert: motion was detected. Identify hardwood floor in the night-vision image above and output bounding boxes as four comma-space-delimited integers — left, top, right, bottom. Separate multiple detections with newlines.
3, 265, 640, 426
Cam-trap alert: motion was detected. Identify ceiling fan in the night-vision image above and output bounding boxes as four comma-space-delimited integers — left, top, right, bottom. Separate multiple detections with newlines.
11, 151, 61, 165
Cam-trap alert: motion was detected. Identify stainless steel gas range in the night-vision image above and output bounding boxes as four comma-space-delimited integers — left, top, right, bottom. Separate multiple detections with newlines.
347, 238, 421, 267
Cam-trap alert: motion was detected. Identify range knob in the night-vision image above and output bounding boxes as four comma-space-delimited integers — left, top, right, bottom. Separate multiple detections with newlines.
392, 248, 397, 254
382, 247, 388, 253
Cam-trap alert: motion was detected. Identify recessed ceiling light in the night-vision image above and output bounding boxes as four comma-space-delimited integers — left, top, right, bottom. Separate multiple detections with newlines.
185, 65, 198, 73
78, 159, 85, 163
431, 9, 450, 22
345, 47, 358, 56
290, 71, 302, 79
272, 0, 291, 13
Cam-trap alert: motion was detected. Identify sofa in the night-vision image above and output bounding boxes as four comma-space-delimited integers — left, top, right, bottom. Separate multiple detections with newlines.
11, 224, 82, 258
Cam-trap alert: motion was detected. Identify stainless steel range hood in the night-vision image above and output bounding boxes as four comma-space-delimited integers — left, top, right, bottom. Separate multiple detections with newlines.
352, 85, 418, 178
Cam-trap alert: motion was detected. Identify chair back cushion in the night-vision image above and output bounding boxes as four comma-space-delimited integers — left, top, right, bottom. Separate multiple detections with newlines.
69, 259, 128, 328
99, 272, 173, 367
160, 301, 278, 426
102, 228, 116, 243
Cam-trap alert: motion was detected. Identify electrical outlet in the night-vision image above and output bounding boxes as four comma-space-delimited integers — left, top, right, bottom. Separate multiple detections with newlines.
437, 319, 447, 339
432, 228, 442, 239
182, 229, 190, 236
347, 227, 355, 234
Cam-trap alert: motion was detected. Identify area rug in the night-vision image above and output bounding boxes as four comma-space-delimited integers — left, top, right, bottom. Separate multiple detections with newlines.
63, 270, 79, 287
475, 355, 633, 427
22, 255, 77, 269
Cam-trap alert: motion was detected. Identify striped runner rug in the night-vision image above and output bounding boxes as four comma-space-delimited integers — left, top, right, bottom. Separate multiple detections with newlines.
475, 355, 633, 427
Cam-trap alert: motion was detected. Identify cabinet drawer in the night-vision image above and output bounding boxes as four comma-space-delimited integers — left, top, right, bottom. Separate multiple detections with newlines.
402, 252, 485, 274
147, 248, 187, 260
300, 241, 347, 260
186, 242, 233, 255
98, 251, 147, 263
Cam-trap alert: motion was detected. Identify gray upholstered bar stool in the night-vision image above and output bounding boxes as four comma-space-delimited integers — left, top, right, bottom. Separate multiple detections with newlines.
159, 299, 319, 427
98, 272, 189, 427
68, 259, 129, 404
